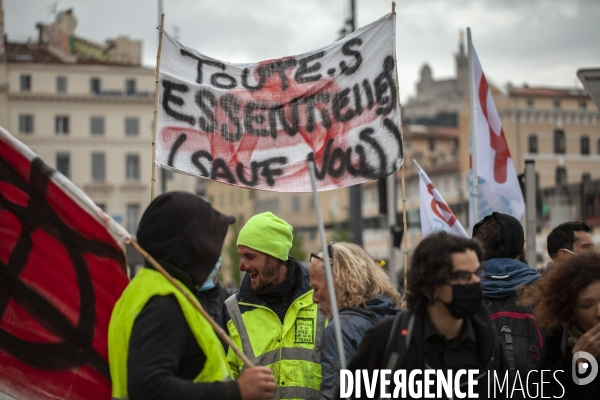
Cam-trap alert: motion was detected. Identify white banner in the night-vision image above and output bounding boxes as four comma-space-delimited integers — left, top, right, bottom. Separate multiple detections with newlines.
470, 42, 525, 226
418, 167, 468, 238
156, 13, 403, 192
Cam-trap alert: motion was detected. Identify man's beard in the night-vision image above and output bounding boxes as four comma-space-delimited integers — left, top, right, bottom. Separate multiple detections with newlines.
318, 302, 333, 320
250, 257, 281, 292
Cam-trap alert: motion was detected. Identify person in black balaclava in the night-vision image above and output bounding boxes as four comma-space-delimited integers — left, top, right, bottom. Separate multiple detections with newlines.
339, 232, 506, 399
108, 191, 275, 400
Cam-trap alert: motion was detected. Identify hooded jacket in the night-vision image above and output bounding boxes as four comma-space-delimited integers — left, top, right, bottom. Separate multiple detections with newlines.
482, 258, 540, 299
320, 295, 400, 400
110, 192, 239, 400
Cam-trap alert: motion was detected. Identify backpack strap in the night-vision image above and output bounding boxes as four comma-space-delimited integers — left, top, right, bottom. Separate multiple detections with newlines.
504, 333, 516, 371
382, 310, 415, 370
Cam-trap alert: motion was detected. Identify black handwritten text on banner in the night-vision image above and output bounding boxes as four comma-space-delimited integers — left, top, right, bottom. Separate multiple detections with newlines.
156, 13, 403, 192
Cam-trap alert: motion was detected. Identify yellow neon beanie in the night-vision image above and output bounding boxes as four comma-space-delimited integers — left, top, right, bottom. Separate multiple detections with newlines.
237, 212, 293, 261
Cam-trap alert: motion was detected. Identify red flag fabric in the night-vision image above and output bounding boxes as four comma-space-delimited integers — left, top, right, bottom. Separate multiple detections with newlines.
0, 127, 130, 399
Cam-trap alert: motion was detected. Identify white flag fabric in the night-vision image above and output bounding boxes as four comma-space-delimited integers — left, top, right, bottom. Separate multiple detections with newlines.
156, 13, 403, 192
418, 167, 468, 238
470, 42, 525, 227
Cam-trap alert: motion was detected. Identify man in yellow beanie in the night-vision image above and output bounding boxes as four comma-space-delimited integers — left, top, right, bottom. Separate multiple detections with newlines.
218, 212, 326, 399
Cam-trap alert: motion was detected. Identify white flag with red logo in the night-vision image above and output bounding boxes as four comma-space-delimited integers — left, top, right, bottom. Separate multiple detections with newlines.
470, 42, 524, 228
418, 167, 468, 238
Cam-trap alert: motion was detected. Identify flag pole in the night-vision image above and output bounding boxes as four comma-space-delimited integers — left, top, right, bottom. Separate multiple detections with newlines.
151, 14, 165, 201
392, 1, 409, 301
467, 27, 478, 228
129, 239, 255, 368
308, 161, 346, 369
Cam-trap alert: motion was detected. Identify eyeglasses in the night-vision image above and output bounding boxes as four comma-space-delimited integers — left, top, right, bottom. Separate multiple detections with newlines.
449, 267, 485, 284
310, 242, 336, 263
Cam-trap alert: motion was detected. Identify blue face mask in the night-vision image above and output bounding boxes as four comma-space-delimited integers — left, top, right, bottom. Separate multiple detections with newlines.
198, 257, 221, 292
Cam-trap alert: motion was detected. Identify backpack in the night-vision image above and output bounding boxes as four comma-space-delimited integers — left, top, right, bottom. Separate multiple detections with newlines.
486, 294, 544, 373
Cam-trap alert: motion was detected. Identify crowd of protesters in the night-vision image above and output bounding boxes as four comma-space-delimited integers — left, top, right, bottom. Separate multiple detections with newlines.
107, 191, 599, 400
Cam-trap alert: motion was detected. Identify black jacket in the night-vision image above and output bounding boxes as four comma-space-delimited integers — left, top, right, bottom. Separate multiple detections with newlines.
127, 263, 241, 400
339, 302, 507, 399
196, 282, 237, 320
539, 327, 600, 400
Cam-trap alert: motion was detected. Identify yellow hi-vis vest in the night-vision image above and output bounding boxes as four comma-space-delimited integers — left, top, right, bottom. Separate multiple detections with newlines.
108, 268, 231, 400
224, 291, 326, 400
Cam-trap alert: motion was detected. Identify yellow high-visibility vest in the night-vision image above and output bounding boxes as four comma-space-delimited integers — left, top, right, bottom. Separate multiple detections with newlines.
108, 268, 230, 399
225, 290, 326, 400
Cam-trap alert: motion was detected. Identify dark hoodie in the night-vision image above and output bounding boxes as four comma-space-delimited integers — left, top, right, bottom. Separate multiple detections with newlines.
126, 192, 239, 400
320, 295, 400, 400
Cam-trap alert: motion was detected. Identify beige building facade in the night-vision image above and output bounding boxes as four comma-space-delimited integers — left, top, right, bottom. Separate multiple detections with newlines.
0, 7, 198, 245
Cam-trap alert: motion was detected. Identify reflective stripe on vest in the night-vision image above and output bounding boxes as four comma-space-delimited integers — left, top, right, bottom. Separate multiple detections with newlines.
108, 268, 230, 399
224, 292, 326, 399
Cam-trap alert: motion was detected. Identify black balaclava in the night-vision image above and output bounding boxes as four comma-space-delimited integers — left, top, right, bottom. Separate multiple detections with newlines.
472, 212, 524, 259
137, 191, 235, 288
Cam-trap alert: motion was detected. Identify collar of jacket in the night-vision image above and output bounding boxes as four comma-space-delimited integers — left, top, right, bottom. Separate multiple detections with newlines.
143, 259, 196, 292
411, 301, 498, 369
237, 257, 311, 306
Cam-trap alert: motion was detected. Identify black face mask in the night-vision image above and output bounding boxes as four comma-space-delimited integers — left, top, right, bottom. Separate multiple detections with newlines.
442, 282, 482, 319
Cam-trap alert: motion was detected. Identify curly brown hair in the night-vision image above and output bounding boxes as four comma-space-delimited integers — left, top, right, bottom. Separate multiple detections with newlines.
521, 253, 600, 329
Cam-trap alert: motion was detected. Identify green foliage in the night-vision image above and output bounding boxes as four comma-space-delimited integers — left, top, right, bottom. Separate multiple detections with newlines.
289, 232, 307, 262
224, 221, 241, 288
331, 228, 350, 243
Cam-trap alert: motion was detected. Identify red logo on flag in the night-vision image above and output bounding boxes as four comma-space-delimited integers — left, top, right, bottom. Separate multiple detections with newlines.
427, 183, 457, 227
479, 75, 511, 184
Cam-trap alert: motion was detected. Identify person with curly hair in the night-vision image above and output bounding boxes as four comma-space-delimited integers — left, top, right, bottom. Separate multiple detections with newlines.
309, 242, 401, 400
522, 253, 600, 399
339, 232, 506, 399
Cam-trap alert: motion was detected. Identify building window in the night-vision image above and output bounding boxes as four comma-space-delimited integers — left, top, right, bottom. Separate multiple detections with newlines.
126, 204, 140, 236
597, 139, 600, 155
19, 114, 34, 134
92, 152, 106, 181
96, 203, 106, 212
555, 166, 567, 186
90, 77, 101, 94
428, 139, 436, 152
126, 79, 136, 95
90, 116, 105, 135
553, 100, 561, 109
553, 128, 565, 154
125, 117, 139, 135
292, 196, 300, 212
528, 134, 538, 154
56, 76, 67, 93
581, 136, 590, 155
55, 116, 69, 135
126, 154, 140, 181
579, 101, 587, 110
526, 99, 534, 108
20, 75, 31, 92
56, 152, 70, 178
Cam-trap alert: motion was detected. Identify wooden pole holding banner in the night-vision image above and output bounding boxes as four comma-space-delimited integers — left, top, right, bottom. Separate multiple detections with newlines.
308, 161, 346, 369
151, 14, 165, 200
391, 2, 409, 302
129, 239, 255, 368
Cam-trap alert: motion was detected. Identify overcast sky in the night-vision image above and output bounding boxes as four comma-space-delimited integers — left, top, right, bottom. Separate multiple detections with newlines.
4, 0, 600, 103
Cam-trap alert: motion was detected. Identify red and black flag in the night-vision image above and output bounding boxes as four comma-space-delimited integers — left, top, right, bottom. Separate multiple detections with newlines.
0, 127, 130, 399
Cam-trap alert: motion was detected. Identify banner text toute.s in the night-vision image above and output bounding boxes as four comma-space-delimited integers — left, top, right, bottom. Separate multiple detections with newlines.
156, 13, 403, 192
